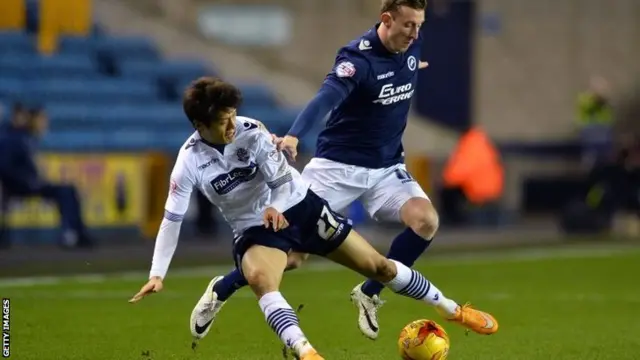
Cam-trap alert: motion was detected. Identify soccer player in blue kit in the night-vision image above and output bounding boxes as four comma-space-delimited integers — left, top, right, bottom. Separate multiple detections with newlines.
187, 0, 499, 342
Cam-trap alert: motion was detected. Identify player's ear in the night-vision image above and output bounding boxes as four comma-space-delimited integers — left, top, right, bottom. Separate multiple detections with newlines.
380, 12, 393, 27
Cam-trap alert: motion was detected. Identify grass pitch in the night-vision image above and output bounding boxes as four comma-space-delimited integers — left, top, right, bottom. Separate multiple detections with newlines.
3, 243, 640, 359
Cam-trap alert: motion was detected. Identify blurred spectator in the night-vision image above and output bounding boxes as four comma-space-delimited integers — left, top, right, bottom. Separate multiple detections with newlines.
0, 107, 94, 249
560, 134, 639, 234
586, 134, 640, 216
440, 125, 504, 226
577, 76, 614, 167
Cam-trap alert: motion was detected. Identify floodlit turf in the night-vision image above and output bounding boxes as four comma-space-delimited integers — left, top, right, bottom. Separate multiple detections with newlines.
3, 244, 640, 359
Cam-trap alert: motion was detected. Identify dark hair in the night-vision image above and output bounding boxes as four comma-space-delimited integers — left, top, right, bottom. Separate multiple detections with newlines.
380, 0, 427, 13
182, 77, 242, 127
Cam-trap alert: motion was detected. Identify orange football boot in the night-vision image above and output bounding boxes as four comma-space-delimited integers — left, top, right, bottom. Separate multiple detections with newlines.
445, 303, 499, 335
300, 349, 325, 360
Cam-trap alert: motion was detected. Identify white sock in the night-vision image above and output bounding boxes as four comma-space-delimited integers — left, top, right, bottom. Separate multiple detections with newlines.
259, 291, 313, 356
385, 260, 459, 317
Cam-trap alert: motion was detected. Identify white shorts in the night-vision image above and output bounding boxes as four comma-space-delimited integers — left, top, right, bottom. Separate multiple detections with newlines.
301, 157, 429, 222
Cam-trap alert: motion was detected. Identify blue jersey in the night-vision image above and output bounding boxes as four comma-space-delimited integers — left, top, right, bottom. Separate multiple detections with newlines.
314, 24, 423, 168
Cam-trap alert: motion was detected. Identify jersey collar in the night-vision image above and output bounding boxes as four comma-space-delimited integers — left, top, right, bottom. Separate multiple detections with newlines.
366, 23, 400, 57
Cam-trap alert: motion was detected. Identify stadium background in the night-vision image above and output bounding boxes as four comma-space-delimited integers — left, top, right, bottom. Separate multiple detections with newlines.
0, 0, 638, 275
1, 1, 640, 359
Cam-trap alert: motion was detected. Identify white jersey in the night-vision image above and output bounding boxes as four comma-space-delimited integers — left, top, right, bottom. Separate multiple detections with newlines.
149, 117, 310, 279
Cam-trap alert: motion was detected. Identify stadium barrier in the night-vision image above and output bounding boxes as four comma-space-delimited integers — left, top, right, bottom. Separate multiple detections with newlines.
5, 152, 169, 239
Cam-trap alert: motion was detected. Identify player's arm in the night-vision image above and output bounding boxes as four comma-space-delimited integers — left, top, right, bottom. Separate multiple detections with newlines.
149, 162, 195, 280
284, 53, 369, 156
130, 160, 195, 303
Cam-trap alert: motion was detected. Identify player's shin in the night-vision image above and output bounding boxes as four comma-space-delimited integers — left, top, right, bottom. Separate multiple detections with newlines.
241, 245, 315, 357
212, 268, 247, 301
213, 252, 307, 301
383, 259, 458, 317
361, 228, 431, 298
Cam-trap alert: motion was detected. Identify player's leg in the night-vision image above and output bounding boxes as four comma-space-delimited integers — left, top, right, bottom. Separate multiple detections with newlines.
210, 251, 309, 303
352, 165, 437, 337
359, 165, 437, 297
240, 244, 321, 360
190, 251, 308, 340
326, 229, 498, 338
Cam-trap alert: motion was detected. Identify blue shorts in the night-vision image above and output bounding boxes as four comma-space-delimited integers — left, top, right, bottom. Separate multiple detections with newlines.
233, 190, 352, 270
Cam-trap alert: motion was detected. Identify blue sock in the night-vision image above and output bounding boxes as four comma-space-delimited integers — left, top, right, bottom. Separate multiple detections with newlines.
360, 228, 431, 298
212, 268, 248, 301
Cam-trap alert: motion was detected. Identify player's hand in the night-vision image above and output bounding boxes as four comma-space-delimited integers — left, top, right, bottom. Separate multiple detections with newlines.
271, 134, 283, 147
419, 61, 429, 69
280, 135, 299, 162
263, 207, 289, 231
129, 276, 164, 303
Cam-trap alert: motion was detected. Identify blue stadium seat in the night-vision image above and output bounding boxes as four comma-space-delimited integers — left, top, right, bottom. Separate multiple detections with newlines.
45, 102, 186, 130
0, 53, 32, 77
40, 131, 106, 151
31, 79, 158, 104
114, 104, 185, 125
103, 129, 158, 151
118, 59, 213, 81
0, 54, 99, 79
96, 36, 160, 61
58, 35, 97, 55
32, 55, 98, 78
0, 31, 35, 55
0, 78, 25, 102
156, 127, 196, 151
240, 107, 297, 132
45, 103, 97, 128
238, 84, 279, 108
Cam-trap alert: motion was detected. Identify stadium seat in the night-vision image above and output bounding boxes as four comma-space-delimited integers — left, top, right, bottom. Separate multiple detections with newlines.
238, 84, 279, 108
31, 79, 158, 104
118, 59, 213, 81
103, 129, 158, 151
0, 78, 25, 102
57, 35, 97, 55
40, 130, 107, 151
96, 36, 160, 61
0, 26, 301, 154
0, 31, 35, 54
0, 54, 100, 79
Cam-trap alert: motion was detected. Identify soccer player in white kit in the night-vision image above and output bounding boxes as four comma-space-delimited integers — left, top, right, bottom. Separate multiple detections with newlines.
128, 78, 498, 359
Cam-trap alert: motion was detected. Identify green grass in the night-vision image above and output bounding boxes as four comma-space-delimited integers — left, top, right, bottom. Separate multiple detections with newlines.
3, 244, 640, 359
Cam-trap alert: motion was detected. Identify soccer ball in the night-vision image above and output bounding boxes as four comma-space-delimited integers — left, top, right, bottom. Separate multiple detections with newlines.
397, 319, 450, 360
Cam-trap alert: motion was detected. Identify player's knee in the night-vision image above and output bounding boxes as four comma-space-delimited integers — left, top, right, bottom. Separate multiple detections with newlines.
285, 252, 308, 271
402, 199, 439, 239
242, 267, 271, 288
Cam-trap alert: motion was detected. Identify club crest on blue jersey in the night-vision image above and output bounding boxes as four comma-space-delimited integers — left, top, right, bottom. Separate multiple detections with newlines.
236, 148, 249, 162
407, 56, 417, 71
336, 61, 356, 78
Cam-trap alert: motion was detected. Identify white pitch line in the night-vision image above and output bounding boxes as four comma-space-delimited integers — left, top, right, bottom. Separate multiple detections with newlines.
1, 244, 638, 289
5, 289, 640, 304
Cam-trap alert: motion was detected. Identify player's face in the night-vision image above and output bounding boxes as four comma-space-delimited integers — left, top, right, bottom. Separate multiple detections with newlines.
198, 108, 237, 144
384, 6, 425, 53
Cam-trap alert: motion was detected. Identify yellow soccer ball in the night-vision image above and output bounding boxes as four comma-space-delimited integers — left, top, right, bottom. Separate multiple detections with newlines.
397, 319, 450, 360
